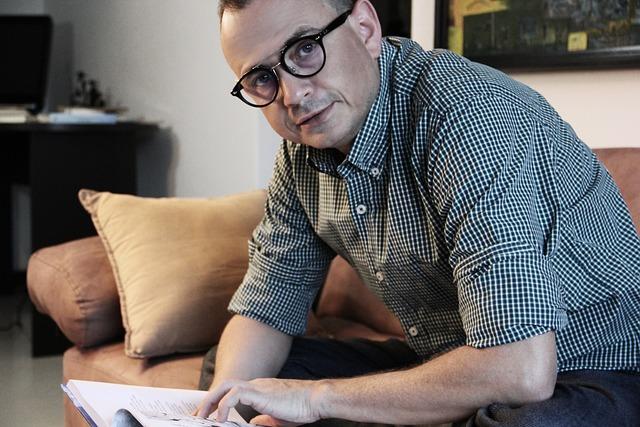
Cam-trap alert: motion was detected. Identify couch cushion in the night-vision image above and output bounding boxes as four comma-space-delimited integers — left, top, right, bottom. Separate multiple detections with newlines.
27, 236, 124, 348
594, 147, 640, 233
62, 342, 204, 389
78, 189, 266, 358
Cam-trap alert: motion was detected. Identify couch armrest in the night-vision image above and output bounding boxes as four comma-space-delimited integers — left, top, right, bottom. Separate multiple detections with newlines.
27, 236, 124, 347
594, 147, 640, 233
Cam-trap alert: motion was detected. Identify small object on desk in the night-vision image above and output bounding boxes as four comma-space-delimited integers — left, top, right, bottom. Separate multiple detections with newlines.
72, 70, 107, 108
61, 106, 127, 115
44, 111, 120, 124
0, 106, 35, 123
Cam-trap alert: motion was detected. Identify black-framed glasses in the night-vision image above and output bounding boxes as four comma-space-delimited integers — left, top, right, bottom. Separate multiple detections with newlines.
230, 10, 351, 108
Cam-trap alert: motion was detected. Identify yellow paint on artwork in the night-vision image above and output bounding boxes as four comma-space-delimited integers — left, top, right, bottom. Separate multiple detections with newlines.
448, 0, 508, 55
567, 32, 588, 51
449, 0, 508, 28
448, 27, 463, 55
462, 0, 508, 16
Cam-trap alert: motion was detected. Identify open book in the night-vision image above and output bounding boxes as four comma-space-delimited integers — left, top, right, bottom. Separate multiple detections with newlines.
62, 379, 255, 427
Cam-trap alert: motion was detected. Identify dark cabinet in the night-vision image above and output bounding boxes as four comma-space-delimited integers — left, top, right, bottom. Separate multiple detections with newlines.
1, 122, 157, 355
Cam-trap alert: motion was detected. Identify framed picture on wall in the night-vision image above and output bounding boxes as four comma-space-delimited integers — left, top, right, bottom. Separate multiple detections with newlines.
434, 0, 640, 70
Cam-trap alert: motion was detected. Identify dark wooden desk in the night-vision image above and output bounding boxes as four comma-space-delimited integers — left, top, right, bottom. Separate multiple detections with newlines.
1, 122, 157, 355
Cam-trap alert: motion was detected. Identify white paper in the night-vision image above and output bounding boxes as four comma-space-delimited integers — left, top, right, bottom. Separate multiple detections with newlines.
63, 379, 251, 427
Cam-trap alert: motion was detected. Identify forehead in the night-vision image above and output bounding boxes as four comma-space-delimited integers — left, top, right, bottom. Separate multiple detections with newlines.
221, 0, 338, 76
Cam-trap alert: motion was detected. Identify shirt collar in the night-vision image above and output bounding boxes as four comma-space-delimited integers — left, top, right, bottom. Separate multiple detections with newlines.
306, 38, 397, 179
305, 148, 344, 178
346, 38, 395, 178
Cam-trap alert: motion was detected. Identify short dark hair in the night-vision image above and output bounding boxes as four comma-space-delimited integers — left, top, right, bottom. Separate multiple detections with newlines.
218, 0, 355, 21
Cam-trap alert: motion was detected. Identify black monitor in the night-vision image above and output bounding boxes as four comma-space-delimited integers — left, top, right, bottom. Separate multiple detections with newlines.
0, 15, 53, 113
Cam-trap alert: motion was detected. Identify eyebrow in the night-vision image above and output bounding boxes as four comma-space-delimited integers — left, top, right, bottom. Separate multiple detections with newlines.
281, 25, 320, 49
242, 24, 321, 75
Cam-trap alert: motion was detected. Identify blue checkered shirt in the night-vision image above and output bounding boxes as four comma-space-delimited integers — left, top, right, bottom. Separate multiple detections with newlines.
229, 38, 640, 372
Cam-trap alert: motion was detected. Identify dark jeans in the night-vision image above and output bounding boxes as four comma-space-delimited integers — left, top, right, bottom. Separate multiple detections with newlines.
455, 369, 640, 427
200, 337, 640, 426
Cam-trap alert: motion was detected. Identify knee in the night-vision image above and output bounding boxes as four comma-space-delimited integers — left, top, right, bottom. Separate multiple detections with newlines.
469, 402, 566, 427
277, 338, 322, 380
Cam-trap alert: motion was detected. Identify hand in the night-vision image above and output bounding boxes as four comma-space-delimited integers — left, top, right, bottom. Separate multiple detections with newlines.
196, 378, 324, 427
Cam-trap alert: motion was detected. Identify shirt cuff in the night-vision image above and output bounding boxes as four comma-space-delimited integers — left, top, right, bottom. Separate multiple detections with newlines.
457, 250, 568, 348
228, 248, 328, 336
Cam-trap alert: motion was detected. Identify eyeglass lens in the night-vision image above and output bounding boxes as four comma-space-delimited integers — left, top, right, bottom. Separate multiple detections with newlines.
240, 69, 279, 106
240, 38, 325, 107
283, 38, 325, 75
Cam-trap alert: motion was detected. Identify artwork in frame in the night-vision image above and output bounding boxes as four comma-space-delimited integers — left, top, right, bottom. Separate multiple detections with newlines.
434, 0, 640, 70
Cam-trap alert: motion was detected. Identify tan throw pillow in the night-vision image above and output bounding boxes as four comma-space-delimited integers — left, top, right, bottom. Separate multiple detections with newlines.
78, 189, 266, 358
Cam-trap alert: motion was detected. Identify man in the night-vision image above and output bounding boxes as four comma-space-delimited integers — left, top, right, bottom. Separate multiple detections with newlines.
196, 0, 640, 425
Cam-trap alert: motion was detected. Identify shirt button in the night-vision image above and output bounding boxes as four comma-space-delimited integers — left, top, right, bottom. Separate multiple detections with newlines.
375, 271, 384, 282
371, 167, 380, 177
408, 326, 419, 337
356, 204, 367, 215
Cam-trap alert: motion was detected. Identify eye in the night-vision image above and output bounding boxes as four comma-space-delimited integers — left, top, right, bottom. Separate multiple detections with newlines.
245, 70, 275, 89
285, 38, 322, 66
291, 40, 318, 59
297, 41, 317, 56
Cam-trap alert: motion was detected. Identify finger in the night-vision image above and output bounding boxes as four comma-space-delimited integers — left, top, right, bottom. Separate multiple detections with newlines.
251, 414, 300, 427
192, 402, 208, 417
216, 387, 242, 422
250, 414, 279, 426
196, 381, 238, 418
250, 414, 276, 426
196, 397, 217, 419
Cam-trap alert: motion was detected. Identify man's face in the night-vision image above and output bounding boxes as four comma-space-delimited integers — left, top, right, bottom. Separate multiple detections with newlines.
221, 0, 382, 154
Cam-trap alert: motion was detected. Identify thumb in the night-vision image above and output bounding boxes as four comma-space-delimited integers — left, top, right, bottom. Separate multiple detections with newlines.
250, 415, 278, 426
250, 414, 298, 427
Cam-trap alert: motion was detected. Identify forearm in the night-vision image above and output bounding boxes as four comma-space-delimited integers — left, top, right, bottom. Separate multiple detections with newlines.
317, 332, 557, 425
211, 314, 292, 389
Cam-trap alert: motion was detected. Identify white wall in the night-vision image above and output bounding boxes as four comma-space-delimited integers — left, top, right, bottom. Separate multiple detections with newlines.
411, 0, 639, 149
0, 0, 44, 14
510, 70, 639, 148
45, 0, 264, 197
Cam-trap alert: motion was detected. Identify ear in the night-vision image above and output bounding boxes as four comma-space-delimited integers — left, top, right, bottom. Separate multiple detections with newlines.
349, 0, 382, 59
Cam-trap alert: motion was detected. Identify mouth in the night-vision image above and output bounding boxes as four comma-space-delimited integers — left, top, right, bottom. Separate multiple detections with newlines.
295, 103, 335, 128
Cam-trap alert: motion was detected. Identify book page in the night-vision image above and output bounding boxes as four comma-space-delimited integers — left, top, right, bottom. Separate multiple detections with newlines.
65, 380, 250, 427
127, 394, 249, 426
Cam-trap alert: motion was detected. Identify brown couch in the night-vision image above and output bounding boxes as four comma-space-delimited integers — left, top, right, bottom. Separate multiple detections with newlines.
27, 147, 640, 427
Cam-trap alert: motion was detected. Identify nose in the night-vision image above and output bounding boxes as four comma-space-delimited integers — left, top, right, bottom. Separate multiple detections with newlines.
278, 71, 312, 107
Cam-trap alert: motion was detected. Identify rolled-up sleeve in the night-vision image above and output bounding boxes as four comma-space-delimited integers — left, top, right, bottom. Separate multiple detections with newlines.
429, 95, 569, 348
228, 142, 335, 336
